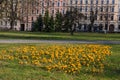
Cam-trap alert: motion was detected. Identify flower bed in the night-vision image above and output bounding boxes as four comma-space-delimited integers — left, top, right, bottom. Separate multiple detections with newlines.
0, 44, 111, 74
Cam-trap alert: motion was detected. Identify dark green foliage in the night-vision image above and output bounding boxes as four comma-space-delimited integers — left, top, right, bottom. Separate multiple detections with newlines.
62, 9, 84, 35
89, 10, 97, 32
54, 11, 63, 32
49, 15, 55, 32
43, 10, 51, 32
32, 15, 43, 32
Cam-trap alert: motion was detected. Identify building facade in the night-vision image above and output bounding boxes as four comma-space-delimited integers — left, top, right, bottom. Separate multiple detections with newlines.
118, 0, 120, 32
67, 0, 119, 32
20, 0, 67, 31
0, 0, 120, 32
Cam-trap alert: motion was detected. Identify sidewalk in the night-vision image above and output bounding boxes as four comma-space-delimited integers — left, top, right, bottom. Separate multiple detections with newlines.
0, 39, 120, 44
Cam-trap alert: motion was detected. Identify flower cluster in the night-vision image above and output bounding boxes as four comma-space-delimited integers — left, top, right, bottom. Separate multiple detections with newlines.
0, 44, 111, 74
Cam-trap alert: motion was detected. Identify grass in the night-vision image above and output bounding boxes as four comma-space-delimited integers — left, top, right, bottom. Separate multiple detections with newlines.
0, 43, 120, 80
0, 31, 120, 40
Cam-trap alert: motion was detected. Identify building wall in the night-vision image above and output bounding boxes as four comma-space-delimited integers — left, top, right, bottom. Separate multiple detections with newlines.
67, 0, 119, 32
0, 0, 120, 32
20, 0, 67, 31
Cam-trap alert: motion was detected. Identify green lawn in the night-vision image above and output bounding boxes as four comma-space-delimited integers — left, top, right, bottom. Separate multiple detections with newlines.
0, 43, 120, 80
0, 31, 120, 40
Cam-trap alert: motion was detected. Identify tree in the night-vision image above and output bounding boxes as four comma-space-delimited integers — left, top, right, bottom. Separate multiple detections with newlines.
32, 15, 43, 31
43, 10, 51, 32
63, 8, 84, 35
0, 0, 37, 30
49, 15, 55, 32
89, 5, 98, 32
54, 11, 63, 32
0, 0, 21, 30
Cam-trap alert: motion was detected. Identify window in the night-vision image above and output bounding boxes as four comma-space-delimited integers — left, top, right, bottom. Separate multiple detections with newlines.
0, 21, 2, 25
105, 15, 108, 20
85, 6, 87, 12
42, 10, 44, 15
112, 0, 115, 4
111, 16, 114, 20
96, 0, 98, 4
80, 7, 82, 11
107, 0, 109, 4
52, 2, 54, 6
106, 8, 108, 12
112, 7, 114, 12
32, 10, 34, 14
119, 16, 120, 21
70, 0, 72, 5
63, 10, 65, 14
80, 0, 82, 4
31, 17, 33, 21
58, 2, 60, 7
63, 3, 65, 6
76, 0, 78, 4
101, 7, 103, 12
90, 7, 93, 11
85, 15, 87, 20
86, 0, 88, 4
100, 16, 103, 20
91, 0, 93, 4
101, 0, 104, 4
52, 10, 54, 14
36, 10, 39, 14
118, 25, 120, 30
5, 21, 7, 26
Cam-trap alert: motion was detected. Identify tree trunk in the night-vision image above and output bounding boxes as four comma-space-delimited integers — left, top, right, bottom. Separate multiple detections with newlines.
70, 31, 74, 35
10, 21, 14, 30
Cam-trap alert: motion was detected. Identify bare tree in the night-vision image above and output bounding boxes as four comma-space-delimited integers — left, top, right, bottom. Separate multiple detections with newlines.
0, 0, 38, 30
0, 0, 21, 30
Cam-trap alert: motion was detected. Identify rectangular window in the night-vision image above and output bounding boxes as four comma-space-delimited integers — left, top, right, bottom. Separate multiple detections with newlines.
76, 0, 78, 4
96, 0, 98, 4
119, 17, 120, 21
118, 25, 120, 30
42, 3, 44, 6
86, 0, 88, 4
112, 0, 115, 4
112, 7, 114, 12
58, 2, 60, 7
52, 10, 54, 14
101, 0, 104, 4
31, 17, 33, 22
111, 16, 114, 20
80, 7, 82, 11
1, 21, 3, 25
80, 0, 82, 4
70, 1, 72, 4
52, 2, 54, 6
5, 21, 7, 26
42, 10, 44, 15
63, 10, 64, 14
36, 10, 39, 14
107, 0, 109, 4
85, 6, 87, 12
101, 7, 103, 12
85, 15, 87, 20
63, 3, 65, 6
91, 0, 93, 4
90, 7, 93, 11
100, 16, 103, 20
106, 8, 108, 12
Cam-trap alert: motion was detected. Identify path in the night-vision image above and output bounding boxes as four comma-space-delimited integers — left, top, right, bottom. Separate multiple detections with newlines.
0, 39, 120, 44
